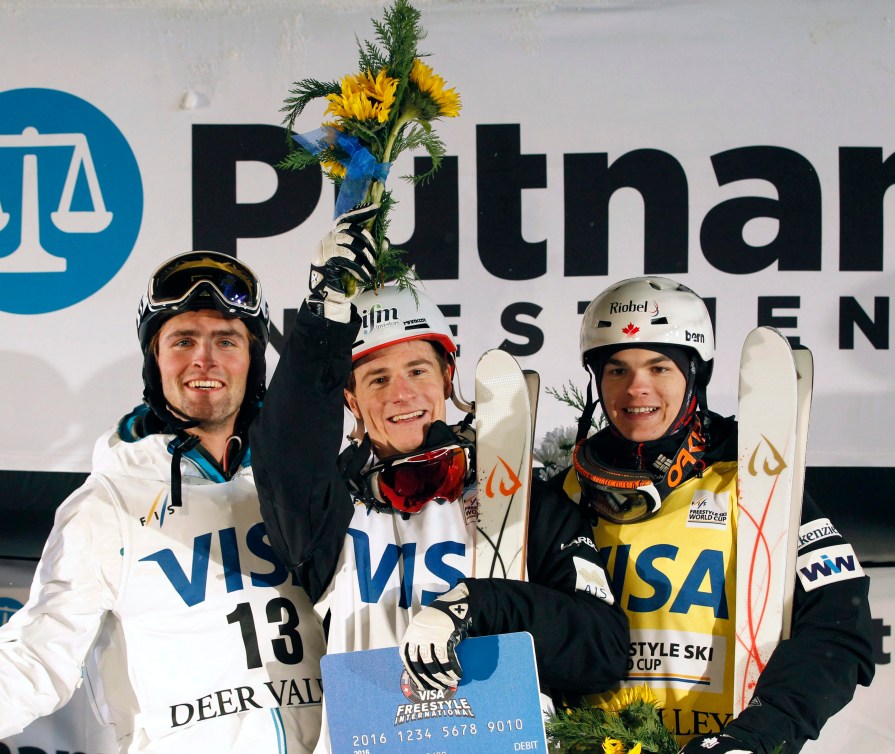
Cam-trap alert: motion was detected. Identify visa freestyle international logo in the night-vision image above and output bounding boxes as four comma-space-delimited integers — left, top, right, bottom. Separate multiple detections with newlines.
0, 88, 143, 313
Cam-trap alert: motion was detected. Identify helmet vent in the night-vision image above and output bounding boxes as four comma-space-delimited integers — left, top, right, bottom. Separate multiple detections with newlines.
650, 317, 668, 325
597, 320, 612, 328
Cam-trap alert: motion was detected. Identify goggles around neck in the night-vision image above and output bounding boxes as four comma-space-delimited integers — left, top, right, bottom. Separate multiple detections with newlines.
147, 252, 264, 317
573, 415, 707, 524
363, 443, 473, 515
572, 448, 663, 524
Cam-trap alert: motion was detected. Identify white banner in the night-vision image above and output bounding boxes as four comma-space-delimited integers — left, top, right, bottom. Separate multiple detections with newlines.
0, 0, 892, 473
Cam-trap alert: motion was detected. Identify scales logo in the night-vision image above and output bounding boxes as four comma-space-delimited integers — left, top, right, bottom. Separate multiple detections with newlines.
0, 88, 142, 313
0, 596, 24, 627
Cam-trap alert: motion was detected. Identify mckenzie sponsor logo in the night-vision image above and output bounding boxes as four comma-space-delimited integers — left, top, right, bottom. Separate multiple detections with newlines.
796, 543, 864, 592
798, 517, 840, 550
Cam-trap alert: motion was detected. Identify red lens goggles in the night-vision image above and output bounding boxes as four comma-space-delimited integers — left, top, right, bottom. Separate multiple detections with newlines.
367, 445, 471, 514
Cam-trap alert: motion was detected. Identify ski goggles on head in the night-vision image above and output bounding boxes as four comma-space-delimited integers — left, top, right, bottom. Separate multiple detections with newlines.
573, 441, 662, 524
365, 444, 472, 515
146, 251, 264, 317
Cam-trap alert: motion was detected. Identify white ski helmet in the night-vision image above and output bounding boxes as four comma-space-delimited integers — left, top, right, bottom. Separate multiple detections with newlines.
352, 284, 457, 362
580, 276, 714, 376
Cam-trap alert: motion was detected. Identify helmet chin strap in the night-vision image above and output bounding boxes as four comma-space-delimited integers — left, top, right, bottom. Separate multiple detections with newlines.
348, 414, 365, 444
576, 368, 600, 445
449, 356, 474, 414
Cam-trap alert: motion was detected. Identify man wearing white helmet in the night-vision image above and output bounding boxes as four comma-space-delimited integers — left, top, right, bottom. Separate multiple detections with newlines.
0, 252, 325, 752
251, 207, 629, 749
552, 276, 874, 753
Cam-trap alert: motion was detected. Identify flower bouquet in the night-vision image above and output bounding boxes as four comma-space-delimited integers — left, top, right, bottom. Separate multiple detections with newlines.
546, 686, 679, 754
279, 0, 460, 293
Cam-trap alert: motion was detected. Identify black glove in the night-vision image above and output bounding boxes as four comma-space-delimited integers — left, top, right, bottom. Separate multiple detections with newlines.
679, 734, 755, 754
308, 203, 380, 321
400, 583, 471, 691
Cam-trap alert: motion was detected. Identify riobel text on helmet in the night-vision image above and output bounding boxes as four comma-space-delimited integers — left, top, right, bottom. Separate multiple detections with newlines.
609, 299, 659, 315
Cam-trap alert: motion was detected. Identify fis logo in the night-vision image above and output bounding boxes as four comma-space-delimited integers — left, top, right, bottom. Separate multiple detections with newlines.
141, 488, 174, 527
797, 544, 864, 592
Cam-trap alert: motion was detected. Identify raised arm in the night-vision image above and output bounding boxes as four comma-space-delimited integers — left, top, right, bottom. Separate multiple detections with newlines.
251, 205, 378, 603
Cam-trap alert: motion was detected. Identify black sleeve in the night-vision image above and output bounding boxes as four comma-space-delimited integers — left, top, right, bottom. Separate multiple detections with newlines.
250, 302, 358, 604
460, 475, 629, 696
723, 494, 875, 754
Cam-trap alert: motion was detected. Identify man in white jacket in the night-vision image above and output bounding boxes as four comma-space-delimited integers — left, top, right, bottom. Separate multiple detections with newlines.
0, 251, 325, 753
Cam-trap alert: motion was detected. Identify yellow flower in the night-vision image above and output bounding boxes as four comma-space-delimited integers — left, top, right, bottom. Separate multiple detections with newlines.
629, 744, 643, 754
325, 68, 398, 123
410, 58, 461, 117
602, 739, 625, 754
321, 160, 346, 180
599, 684, 662, 713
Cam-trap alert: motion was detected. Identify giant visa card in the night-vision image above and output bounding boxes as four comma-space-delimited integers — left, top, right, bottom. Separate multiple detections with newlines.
321, 632, 548, 754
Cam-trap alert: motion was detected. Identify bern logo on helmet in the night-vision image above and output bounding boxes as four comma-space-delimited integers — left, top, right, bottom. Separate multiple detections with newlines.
360, 303, 399, 335
686, 330, 706, 343
609, 299, 659, 316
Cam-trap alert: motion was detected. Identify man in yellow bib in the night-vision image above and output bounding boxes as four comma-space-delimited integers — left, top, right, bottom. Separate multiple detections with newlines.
553, 276, 874, 753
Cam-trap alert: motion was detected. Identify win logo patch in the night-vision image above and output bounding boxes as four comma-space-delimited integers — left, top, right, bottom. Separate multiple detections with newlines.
797, 544, 864, 592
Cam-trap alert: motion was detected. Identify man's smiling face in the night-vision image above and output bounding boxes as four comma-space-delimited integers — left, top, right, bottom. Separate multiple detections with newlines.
345, 339, 451, 458
599, 347, 687, 442
155, 309, 250, 440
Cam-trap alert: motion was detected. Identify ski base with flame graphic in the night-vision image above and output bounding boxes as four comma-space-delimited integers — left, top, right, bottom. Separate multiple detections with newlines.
472, 349, 538, 581
734, 326, 812, 713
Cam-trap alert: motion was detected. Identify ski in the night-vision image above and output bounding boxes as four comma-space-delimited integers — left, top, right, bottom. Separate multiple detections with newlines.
472, 349, 537, 581
782, 347, 813, 640
733, 327, 811, 713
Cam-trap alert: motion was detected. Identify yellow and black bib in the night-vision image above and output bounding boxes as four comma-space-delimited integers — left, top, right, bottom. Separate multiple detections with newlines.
566, 460, 739, 744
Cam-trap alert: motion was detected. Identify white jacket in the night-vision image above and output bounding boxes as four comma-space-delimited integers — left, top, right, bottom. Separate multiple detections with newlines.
0, 424, 325, 753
